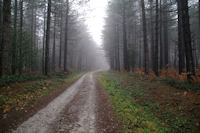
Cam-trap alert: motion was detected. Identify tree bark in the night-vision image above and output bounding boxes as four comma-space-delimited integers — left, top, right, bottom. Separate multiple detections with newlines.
199, 0, 200, 35
64, 0, 69, 72
163, 0, 169, 68
154, 0, 159, 75
59, 9, 63, 69
42, 1, 46, 74
139, 30, 142, 69
122, 1, 129, 71
149, 0, 155, 70
178, 0, 195, 78
198, 0, 200, 67
44, 0, 51, 75
116, 24, 120, 71
12, 0, 18, 74
29, 1, 34, 72
177, 0, 185, 74
19, 0, 23, 75
141, 0, 149, 74
32, 6, 37, 71
0, 0, 11, 76
0, 0, 2, 73
52, 11, 56, 72
159, 0, 163, 70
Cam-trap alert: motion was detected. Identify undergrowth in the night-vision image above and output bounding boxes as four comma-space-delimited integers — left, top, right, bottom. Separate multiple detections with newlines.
159, 78, 200, 90
0, 72, 83, 115
132, 68, 200, 90
98, 73, 171, 132
0, 72, 75, 87
98, 72, 200, 133
0, 75, 48, 87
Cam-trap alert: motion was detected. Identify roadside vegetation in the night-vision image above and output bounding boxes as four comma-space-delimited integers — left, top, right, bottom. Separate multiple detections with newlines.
98, 71, 200, 133
0, 72, 84, 119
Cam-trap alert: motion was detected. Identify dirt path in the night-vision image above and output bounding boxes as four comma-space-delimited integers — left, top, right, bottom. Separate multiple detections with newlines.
12, 72, 118, 133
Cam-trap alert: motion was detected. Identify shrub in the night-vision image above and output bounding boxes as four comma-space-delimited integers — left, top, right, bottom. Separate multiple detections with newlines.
0, 75, 48, 87
160, 78, 200, 91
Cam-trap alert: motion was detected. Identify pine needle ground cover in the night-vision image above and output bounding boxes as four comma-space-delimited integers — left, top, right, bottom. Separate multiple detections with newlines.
98, 71, 200, 133
0, 73, 83, 118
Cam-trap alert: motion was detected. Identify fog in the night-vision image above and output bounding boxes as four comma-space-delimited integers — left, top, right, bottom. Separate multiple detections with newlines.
0, 0, 199, 75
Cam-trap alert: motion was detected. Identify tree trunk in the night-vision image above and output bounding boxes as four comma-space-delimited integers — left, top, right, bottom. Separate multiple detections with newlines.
59, 9, 63, 69
154, 0, 159, 75
178, 0, 195, 78
30, 1, 34, 72
122, 1, 129, 71
139, 31, 142, 69
114, 42, 117, 70
111, 51, 114, 70
141, 0, 149, 74
78, 51, 82, 71
149, 0, 155, 70
44, 0, 51, 75
199, 0, 200, 35
0, 0, 11, 76
163, 0, 169, 68
0, 0, 2, 73
32, 7, 37, 71
64, 0, 69, 72
52, 11, 56, 72
12, 0, 18, 74
174, 43, 178, 68
42, 1, 46, 74
198, 0, 200, 68
116, 24, 120, 71
19, 0, 23, 75
159, 0, 163, 70
192, 38, 198, 68
177, 0, 185, 74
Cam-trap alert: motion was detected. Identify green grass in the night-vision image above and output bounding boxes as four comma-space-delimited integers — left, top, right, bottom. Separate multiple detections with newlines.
98, 72, 199, 133
158, 78, 200, 91
98, 73, 171, 132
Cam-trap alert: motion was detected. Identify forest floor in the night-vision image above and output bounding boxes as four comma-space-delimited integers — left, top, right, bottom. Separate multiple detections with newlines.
1, 72, 119, 133
0, 71, 200, 133
98, 71, 200, 132
0, 72, 84, 132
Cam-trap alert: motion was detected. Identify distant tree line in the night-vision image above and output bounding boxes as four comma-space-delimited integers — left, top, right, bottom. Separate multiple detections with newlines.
103, 0, 200, 79
0, 0, 104, 77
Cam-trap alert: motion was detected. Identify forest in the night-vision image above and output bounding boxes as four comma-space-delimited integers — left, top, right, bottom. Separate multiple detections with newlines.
0, 0, 107, 77
0, 0, 200, 133
104, 0, 200, 80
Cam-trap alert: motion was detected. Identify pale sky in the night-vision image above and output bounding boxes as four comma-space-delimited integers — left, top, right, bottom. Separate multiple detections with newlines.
84, 0, 108, 46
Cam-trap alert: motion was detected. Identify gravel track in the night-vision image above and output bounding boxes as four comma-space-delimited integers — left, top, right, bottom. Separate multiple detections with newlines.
12, 73, 88, 133
12, 72, 118, 133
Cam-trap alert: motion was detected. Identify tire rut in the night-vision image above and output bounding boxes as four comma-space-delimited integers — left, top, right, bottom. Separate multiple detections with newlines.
49, 73, 96, 133
12, 72, 119, 133
12, 74, 87, 133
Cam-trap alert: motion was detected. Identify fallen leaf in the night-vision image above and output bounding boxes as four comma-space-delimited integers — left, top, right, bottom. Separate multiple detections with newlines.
3, 114, 7, 119
139, 108, 143, 113
43, 87, 47, 90
196, 122, 199, 127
